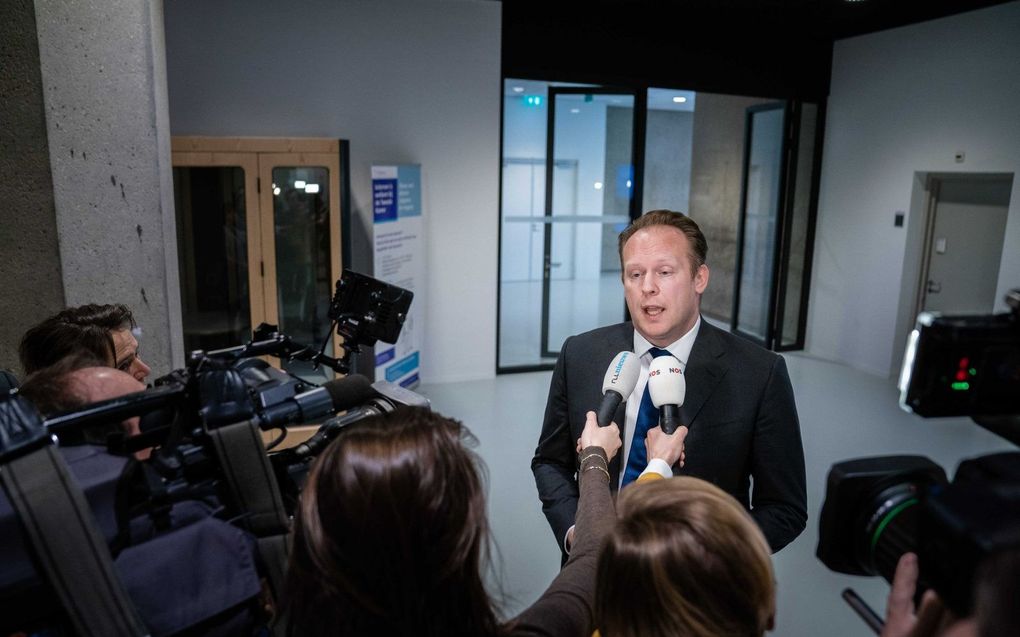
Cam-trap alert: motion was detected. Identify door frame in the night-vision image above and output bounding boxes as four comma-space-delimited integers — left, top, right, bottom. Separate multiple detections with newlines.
170, 137, 345, 360
539, 86, 645, 360
731, 101, 792, 349
911, 173, 1014, 321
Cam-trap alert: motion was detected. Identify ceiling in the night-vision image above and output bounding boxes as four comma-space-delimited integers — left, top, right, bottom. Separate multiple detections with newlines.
502, 0, 1014, 100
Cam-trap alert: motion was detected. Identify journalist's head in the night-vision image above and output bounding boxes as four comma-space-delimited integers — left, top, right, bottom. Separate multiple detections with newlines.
284, 406, 501, 636
595, 476, 776, 637
19, 303, 151, 382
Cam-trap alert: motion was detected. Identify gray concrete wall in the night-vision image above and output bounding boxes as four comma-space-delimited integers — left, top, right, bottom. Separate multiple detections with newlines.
643, 109, 694, 213
33, 0, 183, 376
0, 0, 66, 374
688, 92, 774, 322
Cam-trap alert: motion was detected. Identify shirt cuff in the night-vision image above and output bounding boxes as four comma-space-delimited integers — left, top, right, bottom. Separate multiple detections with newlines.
641, 458, 672, 480
563, 524, 576, 555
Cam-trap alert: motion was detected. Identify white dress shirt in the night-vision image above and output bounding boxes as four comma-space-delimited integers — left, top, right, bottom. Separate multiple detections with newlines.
624, 316, 701, 485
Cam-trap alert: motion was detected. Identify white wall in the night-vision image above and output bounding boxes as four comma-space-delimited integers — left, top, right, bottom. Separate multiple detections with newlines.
163, 0, 501, 383
808, 1, 1020, 377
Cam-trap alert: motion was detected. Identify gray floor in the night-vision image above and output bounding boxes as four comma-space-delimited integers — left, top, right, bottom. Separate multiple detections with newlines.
417, 352, 1015, 636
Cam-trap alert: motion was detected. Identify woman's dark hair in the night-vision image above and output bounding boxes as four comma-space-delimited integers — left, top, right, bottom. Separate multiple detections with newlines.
19, 304, 136, 375
284, 407, 504, 637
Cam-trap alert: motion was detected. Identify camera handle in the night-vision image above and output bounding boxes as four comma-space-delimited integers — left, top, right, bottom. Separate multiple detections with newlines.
842, 588, 884, 634
203, 324, 351, 374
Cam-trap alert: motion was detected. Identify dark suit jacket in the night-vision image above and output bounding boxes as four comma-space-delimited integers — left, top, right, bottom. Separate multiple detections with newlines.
531, 319, 807, 553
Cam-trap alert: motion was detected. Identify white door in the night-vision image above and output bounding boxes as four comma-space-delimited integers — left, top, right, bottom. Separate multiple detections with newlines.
922, 176, 1012, 314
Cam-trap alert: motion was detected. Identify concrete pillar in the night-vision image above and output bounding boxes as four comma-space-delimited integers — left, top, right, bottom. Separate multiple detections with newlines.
0, 0, 67, 374
33, 0, 183, 375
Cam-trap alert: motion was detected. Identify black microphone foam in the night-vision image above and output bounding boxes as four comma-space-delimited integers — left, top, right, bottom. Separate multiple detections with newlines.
321, 374, 376, 411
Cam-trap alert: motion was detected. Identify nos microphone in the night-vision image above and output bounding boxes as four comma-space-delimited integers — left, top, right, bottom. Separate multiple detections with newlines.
597, 351, 640, 427
647, 356, 686, 434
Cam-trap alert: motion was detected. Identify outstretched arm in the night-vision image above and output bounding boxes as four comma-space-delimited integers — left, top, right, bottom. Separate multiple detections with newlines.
512, 414, 619, 636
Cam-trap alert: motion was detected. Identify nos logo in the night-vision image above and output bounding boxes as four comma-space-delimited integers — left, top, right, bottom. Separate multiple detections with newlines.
649, 368, 681, 377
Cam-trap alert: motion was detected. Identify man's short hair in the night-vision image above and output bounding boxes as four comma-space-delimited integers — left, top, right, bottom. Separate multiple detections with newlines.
617, 210, 708, 276
18, 304, 136, 375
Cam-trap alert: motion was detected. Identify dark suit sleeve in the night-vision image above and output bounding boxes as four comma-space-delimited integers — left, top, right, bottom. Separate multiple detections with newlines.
749, 355, 808, 552
531, 338, 579, 550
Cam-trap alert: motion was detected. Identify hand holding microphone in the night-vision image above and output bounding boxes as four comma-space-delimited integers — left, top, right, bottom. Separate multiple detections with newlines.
646, 355, 689, 467
597, 351, 640, 427
647, 355, 686, 434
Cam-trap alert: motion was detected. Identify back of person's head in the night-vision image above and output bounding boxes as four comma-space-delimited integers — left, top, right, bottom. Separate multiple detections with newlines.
19, 304, 136, 375
17, 353, 141, 446
17, 352, 111, 415
284, 406, 502, 637
595, 477, 775, 637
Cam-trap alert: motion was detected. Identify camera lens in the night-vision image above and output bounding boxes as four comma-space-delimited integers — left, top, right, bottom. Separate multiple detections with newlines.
856, 481, 926, 582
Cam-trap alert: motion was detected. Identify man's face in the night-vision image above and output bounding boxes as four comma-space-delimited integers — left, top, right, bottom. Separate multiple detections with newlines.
111, 328, 151, 382
621, 225, 709, 347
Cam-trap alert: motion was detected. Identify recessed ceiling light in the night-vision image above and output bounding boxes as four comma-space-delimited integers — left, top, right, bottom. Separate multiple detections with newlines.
570, 108, 580, 114
594, 181, 604, 190
672, 96, 687, 104
294, 180, 306, 189
512, 86, 525, 93
305, 183, 320, 194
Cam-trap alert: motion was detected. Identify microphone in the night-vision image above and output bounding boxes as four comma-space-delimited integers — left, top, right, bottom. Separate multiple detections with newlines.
597, 351, 640, 427
291, 379, 431, 458
647, 356, 686, 434
258, 374, 376, 429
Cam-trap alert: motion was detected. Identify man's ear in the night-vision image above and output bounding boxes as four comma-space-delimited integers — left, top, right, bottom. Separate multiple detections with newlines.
694, 264, 709, 294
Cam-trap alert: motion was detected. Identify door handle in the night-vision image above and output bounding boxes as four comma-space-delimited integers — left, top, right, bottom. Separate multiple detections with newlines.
927, 280, 942, 294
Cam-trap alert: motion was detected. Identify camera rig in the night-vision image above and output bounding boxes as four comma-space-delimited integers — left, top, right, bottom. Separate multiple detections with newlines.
0, 270, 423, 637
817, 289, 1020, 629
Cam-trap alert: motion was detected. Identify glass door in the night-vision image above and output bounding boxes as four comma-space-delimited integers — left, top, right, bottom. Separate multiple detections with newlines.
171, 139, 345, 383
541, 87, 640, 358
171, 152, 264, 354
258, 153, 343, 384
732, 101, 820, 350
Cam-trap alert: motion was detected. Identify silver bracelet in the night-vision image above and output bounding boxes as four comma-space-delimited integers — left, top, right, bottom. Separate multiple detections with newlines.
582, 464, 611, 482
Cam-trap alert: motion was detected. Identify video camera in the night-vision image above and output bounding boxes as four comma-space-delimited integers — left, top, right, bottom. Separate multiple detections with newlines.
0, 269, 422, 636
816, 289, 1020, 625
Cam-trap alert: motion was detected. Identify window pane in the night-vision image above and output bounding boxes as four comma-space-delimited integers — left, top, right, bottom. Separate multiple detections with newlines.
736, 107, 784, 340
271, 166, 334, 382
173, 166, 251, 353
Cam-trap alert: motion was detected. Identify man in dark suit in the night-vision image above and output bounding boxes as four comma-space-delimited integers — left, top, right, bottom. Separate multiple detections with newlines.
532, 210, 806, 556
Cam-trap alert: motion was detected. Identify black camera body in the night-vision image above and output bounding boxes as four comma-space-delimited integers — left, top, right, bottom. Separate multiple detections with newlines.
817, 452, 1020, 616
818, 291, 1020, 618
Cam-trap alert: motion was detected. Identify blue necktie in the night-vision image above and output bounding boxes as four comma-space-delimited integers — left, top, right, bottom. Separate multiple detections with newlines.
621, 347, 673, 486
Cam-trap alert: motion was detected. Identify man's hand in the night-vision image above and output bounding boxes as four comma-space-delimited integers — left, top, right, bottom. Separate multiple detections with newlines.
881, 553, 975, 637
578, 411, 621, 461
646, 423, 688, 467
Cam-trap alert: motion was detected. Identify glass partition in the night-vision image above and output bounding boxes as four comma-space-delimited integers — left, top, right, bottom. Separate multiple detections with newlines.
173, 165, 253, 353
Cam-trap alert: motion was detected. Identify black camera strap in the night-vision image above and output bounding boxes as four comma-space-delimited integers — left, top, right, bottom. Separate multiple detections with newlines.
0, 396, 149, 637
207, 419, 290, 636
